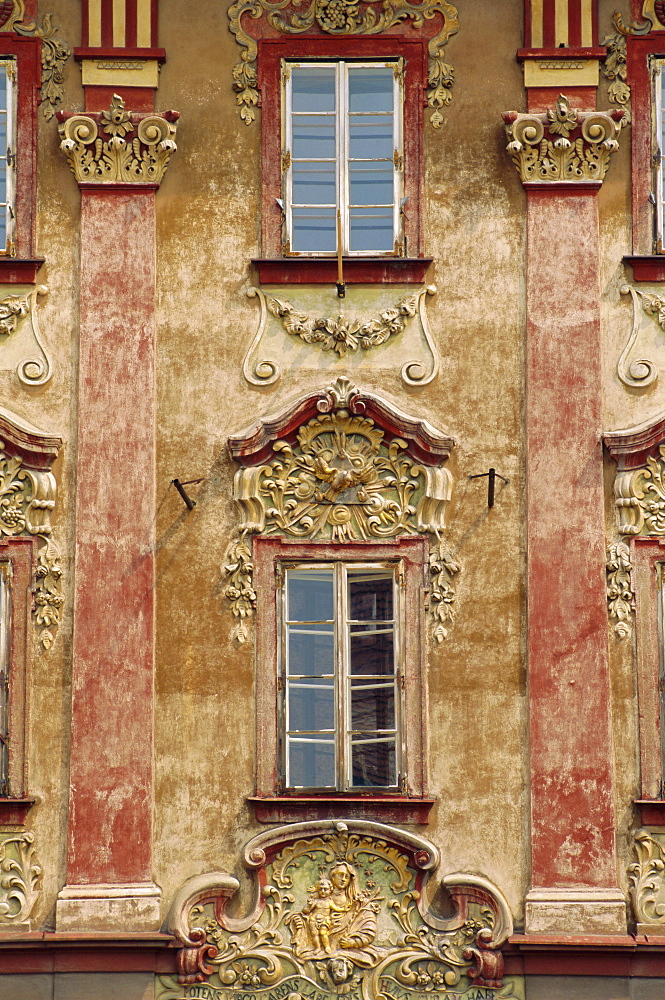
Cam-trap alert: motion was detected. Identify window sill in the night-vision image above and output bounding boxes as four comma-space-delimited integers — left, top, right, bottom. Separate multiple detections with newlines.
248, 795, 435, 824
0, 798, 35, 826
635, 799, 665, 825
624, 256, 665, 282
251, 257, 433, 285
0, 259, 45, 284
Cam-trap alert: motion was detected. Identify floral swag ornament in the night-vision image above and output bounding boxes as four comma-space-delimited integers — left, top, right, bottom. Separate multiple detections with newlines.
228, 0, 459, 128
222, 377, 458, 645
0, 0, 71, 120
158, 820, 518, 1000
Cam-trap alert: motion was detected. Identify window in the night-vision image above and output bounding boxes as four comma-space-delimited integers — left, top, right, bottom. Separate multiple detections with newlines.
653, 59, 665, 251
281, 561, 400, 791
283, 60, 403, 256
0, 59, 15, 256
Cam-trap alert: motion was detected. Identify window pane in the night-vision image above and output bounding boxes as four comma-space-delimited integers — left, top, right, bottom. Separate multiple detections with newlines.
292, 164, 336, 206
350, 681, 395, 731
287, 628, 334, 676
292, 208, 336, 252
349, 117, 394, 160
292, 67, 336, 113
349, 164, 394, 207
348, 68, 394, 113
351, 739, 396, 787
348, 571, 393, 621
288, 679, 334, 731
349, 208, 394, 252
349, 630, 394, 675
292, 118, 336, 159
287, 569, 334, 621
288, 737, 335, 787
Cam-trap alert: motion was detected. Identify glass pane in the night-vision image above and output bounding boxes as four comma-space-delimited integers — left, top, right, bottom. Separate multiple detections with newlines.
351, 739, 396, 787
348, 570, 393, 621
287, 569, 334, 622
288, 737, 335, 787
349, 118, 393, 160
0, 67, 7, 102
292, 67, 336, 113
292, 207, 336, 252
349, 630, 394, 675
0, 116, 8, 159
348, 68, 394, 113
350, 682, 395, 731
288, 679, 334, 731
349, 164, 394, 207
287, 628, 334, 676
292, 164, 336, 206
349, 208, 394, 252
292, 118, 336, 159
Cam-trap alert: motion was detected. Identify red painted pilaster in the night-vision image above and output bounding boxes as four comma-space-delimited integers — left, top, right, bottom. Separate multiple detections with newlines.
55, 99, 177, 932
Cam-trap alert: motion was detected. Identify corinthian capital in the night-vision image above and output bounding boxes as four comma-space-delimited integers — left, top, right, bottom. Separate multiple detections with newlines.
502, 94, 624, 186
57, 94, 179, 186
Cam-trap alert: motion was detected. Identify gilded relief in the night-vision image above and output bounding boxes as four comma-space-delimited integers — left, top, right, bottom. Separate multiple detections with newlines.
161, 821, 519, 1000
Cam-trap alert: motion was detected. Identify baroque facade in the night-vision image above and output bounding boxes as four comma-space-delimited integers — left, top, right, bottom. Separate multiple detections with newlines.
2, 0, 665, 998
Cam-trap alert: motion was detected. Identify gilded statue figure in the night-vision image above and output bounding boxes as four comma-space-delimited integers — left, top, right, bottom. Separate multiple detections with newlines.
287, 860, 382, 964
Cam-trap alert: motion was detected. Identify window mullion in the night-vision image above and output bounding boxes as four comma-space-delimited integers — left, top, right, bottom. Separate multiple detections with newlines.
283, 61, 293, 254
336, 562, 349, 791
338, 62, 349, 256
394, 59, 403, 255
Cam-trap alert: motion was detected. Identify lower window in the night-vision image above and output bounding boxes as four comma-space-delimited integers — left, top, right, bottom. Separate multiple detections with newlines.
281, 561, 400, 791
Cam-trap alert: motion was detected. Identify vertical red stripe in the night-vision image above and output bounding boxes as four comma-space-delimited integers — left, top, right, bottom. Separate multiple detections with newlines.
525, 0, 532, 47
568, 0, 582, 46
126, 0, 137, 48
100, 0, 113, 46
591, 0, 598, 45
542, 0, 556, 47
82, 0, 90, 47
151, 0, 158, 46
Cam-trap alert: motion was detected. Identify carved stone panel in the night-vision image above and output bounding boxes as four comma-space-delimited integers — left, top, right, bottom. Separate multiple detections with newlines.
629, 829, 665, 933
0, 286, 52, 387
243, 286, 439, 389
160, 821, 521, 1000
0, 831, 41, 928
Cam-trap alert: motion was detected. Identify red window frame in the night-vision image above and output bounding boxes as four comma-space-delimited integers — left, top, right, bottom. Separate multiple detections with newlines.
254, 35, 430, 285
249, 535, 434, 824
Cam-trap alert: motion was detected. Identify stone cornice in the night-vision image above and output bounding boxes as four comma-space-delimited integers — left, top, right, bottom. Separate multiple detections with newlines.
56, 94, 179, 186
502, 94, 624, 186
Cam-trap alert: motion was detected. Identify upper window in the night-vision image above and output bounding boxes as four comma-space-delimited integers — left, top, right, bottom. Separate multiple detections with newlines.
653, 59, 665, 251
281, 561, 400, 791
283, 60, 403, 256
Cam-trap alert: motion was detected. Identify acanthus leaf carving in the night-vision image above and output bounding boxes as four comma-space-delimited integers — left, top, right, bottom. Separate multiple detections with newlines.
629, 829, 665, 928
57, 94, 179, 186
0, 831, 42, 924
0, 1, 72, 120
223, 378, 457, 645
503, 94, 623, 185
228, 0, 459, 129
164, 822, 516, 999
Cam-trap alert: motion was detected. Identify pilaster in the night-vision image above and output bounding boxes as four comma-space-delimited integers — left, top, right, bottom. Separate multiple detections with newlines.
54, 96, 177, 932
503, 92, 627, 935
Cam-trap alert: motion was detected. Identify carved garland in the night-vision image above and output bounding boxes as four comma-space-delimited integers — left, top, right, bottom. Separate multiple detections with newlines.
606, 540, 634, 639
223, 376, 458, 645
228, 0, 459, 128
503, 94, 623, 184
0, 0, 70, 120
58, 94, 179, 185
161, 821, 515, 1000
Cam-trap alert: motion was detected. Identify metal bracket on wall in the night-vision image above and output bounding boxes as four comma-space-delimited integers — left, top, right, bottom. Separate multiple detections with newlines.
468, 467, 509, 508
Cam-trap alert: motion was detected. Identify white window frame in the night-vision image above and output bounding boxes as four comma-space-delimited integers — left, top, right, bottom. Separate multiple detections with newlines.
282, 59, 404, 257
278, 559, 403, 792
0, 59, 16, 256
654, 58, 665, 251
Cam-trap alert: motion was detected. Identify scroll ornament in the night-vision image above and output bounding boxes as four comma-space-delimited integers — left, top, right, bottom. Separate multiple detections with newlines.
612, 445, 665, 538
0, 832, 42, 924
162, 821, 516, 999
58, 94, 179, 185
228, 0, 459, 128
0, 1, 71, 120
0, 285, 52, 387
617, 284, 665, 391
629, 829, 665, 930
222, 377, 458, 645
606, 541, 634, 639
503, 94, 623, 184
0, 444, 62, 649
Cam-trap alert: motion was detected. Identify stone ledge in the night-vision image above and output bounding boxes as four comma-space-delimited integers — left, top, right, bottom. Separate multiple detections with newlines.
55, 882, 162, 934
525, 887, 627, 935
